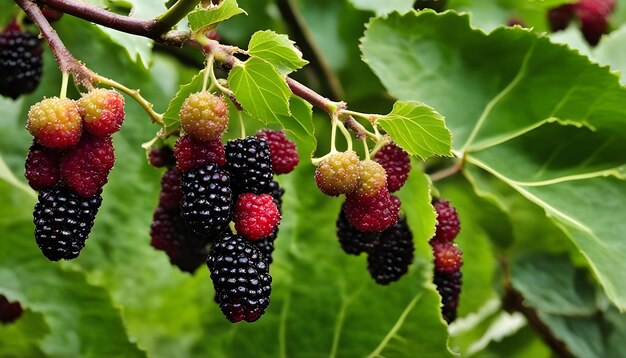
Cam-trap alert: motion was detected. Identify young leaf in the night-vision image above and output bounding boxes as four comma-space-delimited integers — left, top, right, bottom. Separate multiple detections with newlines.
228, 57, 291, 123
361, 10, 626, 310
187, 0, 247, 33
377, 101, 452, 160
248, 30, 309, 75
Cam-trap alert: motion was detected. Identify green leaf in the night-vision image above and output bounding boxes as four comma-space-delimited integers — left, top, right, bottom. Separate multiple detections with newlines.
96, 0, 168, 68
510, 254, 626, 358
349, 0, 415, 16
277, 97, 317, 157
0, 154, 36, 198
361, 10, 626, 310
0, 181, 145, 357
228, 57, 291, 123
248, 30, 309, 75
0, 310, 49, 357
377, 101, 452, 160
511, 254, 599, 316
187, 0, 247, 33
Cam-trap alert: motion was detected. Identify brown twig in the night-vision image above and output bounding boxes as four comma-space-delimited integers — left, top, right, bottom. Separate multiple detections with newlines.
15, 0, 95, 86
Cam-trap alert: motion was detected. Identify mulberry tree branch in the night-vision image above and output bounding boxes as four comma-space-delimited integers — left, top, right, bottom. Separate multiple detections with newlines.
37, 0, 192, 45
15, 0, 95, 86
14, 0, 376, 141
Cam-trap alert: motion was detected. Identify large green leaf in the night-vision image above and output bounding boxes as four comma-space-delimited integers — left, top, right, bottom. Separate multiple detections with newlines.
510, 254, 626, 358
349, 0, 415, 15
0, 182, 144, 357
228, 57, 292, 123
361, 10, 626, 310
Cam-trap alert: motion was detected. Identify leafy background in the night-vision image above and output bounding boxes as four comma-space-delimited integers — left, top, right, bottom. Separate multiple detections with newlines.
1, 0, 625, 357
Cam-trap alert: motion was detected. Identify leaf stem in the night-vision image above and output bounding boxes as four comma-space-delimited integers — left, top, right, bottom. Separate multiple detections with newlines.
156, 0, 200, 30
337, 121, 352, 152
369, 135, 390, 156
343, 115, 378, 141
330, 114, 338, 152
362, 138, 370, 160
202, 56, 212, 92
238, 110, 245, 138
341, 109, 378, 123
94, 75, 164, 126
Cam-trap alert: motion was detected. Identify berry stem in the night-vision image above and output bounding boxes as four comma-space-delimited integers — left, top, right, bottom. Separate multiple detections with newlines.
238, 110, 246, 138
369, 134, 390, 156
94, 75, 165, 126
330, 114, 339, 153
362, 138, 370, 160
337, 121, 353, 152
59, 71, 69, 99
204, 47, 235, 98
342, 115, 378, 141
202, 59, 211, 92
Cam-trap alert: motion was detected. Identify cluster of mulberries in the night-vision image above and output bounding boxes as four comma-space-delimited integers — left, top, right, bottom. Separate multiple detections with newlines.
548, 0, 616, 45
0, 295, 23, 324
430, 199, 463, 323
25, 89, 125, 261
149, 149, 211, 273
329, 144, 415, 284
149, 91, 298, 323
0, 21, 43, 99
318, 143, 410, 232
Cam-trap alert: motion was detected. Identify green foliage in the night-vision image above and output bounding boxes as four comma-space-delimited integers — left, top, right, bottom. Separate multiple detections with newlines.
349, 0, 415, 15
2, 1, 626, 357
228, 57, 292, 122
361, 10, 626, 311
511, 254, 626, 358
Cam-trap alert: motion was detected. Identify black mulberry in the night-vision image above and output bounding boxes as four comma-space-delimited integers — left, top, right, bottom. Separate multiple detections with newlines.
366, 217, 414, 285
33, 186, 102, 261
180, 163, 233, 237
0, 25, 43, 99
207, 233, 272, 323
225, 137, 273, 194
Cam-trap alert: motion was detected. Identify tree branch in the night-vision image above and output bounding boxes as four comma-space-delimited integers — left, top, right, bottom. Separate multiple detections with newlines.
15, 0, 95, 86
38, 0, 191, 45
17, 0, 376, 141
